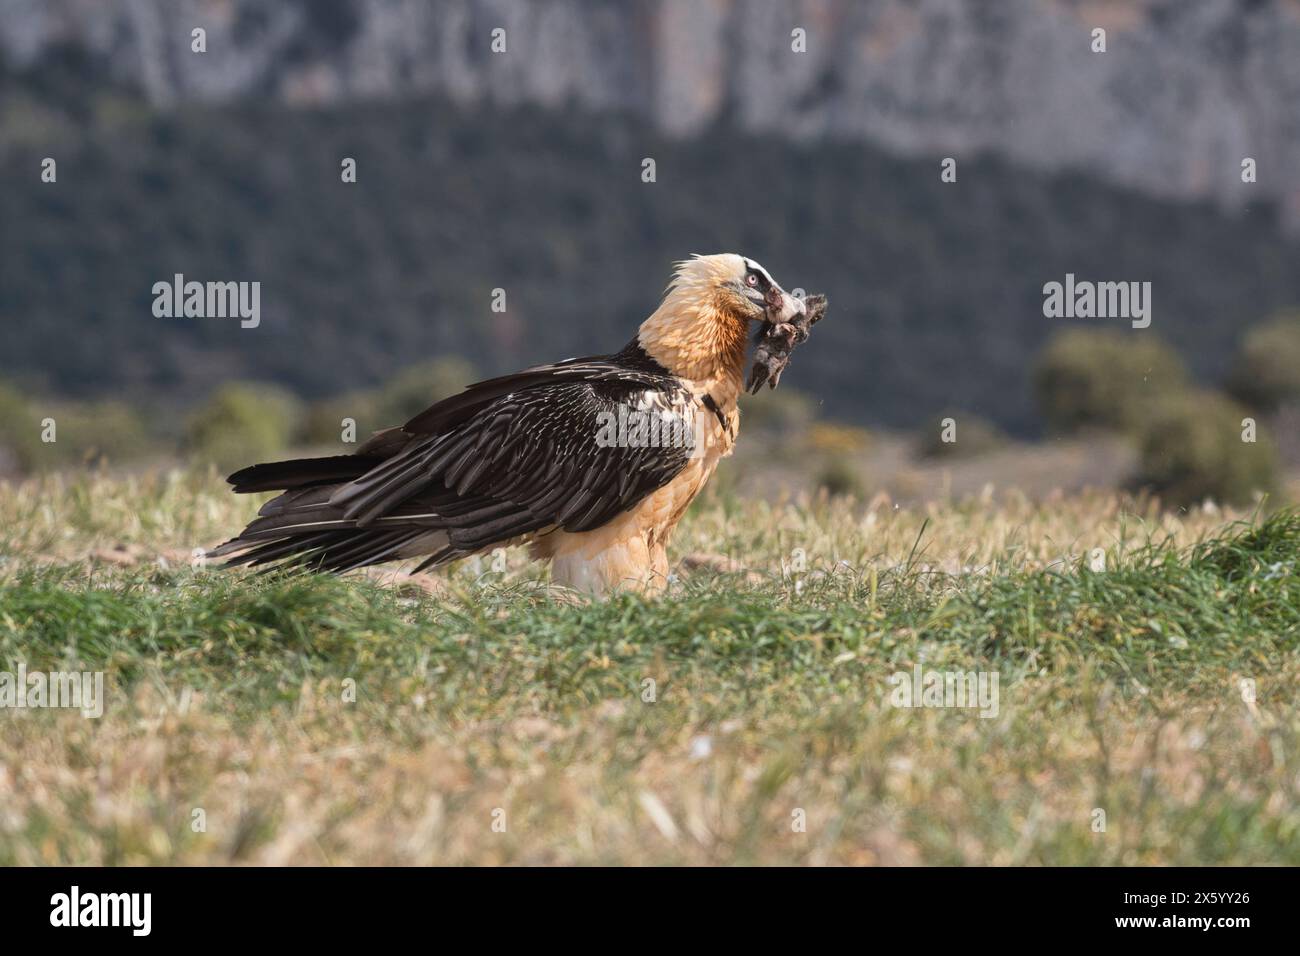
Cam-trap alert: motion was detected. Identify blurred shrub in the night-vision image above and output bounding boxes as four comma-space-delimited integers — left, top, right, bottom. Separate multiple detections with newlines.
187, 382, 304, 470
301, 357, 479, 448
0, 383, 42, 474
43, 401, 153, 467
816, 455, 864, 498
1033, 330, 1187, 434
374, 358, 478, 426
302, 390, 380, 447
741, 387, 817, 434
916, 411, 1006, 459
0, 385, 155, 473
1226, 311, 1300, 412
806, 422, 871, 455
1135, 391, 1277, 507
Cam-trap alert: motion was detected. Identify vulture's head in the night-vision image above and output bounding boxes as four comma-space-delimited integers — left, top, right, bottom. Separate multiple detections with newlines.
678, 253, 806, 325
638, 253, 805, 382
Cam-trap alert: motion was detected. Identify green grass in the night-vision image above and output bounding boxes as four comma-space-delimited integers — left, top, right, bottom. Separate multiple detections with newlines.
0, 472, 1296, 864
4, 514, 1298, 707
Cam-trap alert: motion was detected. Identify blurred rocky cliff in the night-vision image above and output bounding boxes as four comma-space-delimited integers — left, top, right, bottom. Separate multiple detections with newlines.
3, 0, 1298, 225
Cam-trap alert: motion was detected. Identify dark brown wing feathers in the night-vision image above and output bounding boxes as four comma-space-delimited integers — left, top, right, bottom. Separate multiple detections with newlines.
210, 344, 698, 574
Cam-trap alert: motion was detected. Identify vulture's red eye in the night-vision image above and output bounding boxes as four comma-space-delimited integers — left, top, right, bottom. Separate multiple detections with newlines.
745, 273, 760, 287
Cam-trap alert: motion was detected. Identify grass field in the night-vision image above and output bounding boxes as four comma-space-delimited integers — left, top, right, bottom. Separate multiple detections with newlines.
0, 469, 1297, 865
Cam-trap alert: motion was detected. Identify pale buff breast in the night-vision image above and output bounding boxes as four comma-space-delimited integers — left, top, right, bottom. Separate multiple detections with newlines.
540, 398, 738, 595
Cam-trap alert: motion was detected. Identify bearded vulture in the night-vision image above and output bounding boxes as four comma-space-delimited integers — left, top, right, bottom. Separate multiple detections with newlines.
210, 254, 807, 595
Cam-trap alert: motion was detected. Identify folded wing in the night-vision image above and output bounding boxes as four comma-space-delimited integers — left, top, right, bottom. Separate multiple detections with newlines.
209, 353, 699, 574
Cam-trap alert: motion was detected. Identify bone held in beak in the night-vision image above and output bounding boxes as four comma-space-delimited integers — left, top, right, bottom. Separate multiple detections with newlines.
746, 293, 828, 394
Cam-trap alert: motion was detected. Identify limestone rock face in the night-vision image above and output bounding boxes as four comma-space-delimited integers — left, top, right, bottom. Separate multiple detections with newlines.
2, 0, 1298, 224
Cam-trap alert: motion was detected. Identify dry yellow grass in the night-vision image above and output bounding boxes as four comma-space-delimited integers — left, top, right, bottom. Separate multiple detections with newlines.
0, 466, 1255, 576
1, 470, 1295, 865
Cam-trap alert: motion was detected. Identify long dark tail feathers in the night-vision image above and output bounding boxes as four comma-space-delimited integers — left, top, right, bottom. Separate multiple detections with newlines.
227, 455, 381, 493
216, 451, 509, 576
208, 528, 457, 576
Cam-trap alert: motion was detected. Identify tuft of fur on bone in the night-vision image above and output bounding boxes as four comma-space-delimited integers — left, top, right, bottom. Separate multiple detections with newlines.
746, 293, 828, 394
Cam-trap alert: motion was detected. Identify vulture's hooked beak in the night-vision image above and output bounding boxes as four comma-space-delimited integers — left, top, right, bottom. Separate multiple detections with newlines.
753, 285, 806, 325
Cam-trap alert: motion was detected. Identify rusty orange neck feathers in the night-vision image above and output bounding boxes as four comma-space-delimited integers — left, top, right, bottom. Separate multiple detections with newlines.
637, 258, 750, 388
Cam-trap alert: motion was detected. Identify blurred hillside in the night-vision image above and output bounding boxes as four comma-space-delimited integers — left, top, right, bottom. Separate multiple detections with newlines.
2, 0, 1300, 437
5, 0, 1300, 224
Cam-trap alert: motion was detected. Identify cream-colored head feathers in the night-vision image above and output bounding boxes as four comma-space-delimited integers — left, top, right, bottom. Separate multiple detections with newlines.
637, 254, 760, 384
